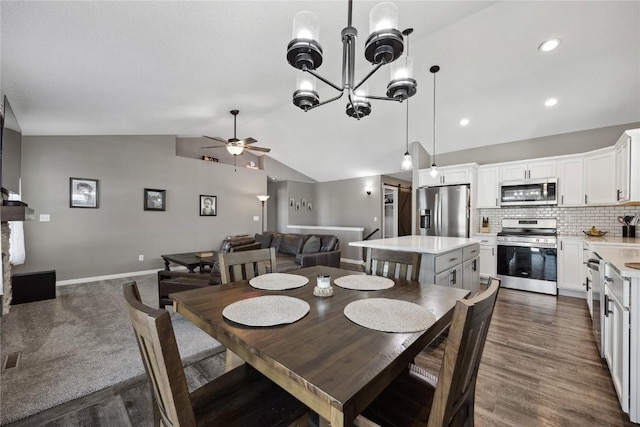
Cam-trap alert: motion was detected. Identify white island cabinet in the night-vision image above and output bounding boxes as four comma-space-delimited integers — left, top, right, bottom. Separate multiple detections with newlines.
592, 246, 640, 422
349, 235, 481, 294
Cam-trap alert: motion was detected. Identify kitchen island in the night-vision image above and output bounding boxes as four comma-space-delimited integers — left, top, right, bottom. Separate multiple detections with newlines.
591, 246, 640, 423
350, 235, 481, 293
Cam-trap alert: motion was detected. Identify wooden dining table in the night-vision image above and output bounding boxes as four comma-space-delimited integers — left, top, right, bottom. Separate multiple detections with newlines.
170, 266, 469, 427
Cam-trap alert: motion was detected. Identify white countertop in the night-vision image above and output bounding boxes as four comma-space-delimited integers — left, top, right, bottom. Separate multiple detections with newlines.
349, 235, 480, 255
593, 246, 640, 278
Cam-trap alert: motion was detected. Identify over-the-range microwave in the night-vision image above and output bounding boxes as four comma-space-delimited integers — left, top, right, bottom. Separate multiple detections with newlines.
499, 178, 558, 206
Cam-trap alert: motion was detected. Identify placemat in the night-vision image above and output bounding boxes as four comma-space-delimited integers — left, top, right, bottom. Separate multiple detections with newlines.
344, 298, 436, 333
333, 275, 395, 290
223, 295, 310, 327
249, 273, 309, 290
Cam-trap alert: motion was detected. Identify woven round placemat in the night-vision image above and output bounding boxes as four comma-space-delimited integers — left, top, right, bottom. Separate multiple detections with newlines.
344, 298, 436, 333
249, 273, 309, 290
223, 295, 310, 327
334, 275, 395, 291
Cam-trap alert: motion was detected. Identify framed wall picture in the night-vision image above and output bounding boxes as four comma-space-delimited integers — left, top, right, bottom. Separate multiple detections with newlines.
144, 188, 166, 211
289, 198, 295, 207
308, 202, 313, 211
302, 199, 307, 208
295, 202, 301, 211
70, 178, 99, 208
200, 195, 217, 216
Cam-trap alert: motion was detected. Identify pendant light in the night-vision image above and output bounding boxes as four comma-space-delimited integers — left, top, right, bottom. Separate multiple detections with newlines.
429, 65, 440, 178
400, 28, 414, 171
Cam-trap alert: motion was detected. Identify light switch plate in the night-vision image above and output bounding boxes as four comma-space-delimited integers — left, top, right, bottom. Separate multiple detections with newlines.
40, 214, 50, 222
253, 216, 259, 221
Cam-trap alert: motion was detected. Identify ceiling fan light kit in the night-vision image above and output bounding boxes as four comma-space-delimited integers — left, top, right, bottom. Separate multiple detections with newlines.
287, 0, 417, 119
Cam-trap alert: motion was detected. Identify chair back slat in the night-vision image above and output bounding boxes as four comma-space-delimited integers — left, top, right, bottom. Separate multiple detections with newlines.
366, 248, 422, 281
218, 248, 277, 284
427, 278, 500, 427
123, 282, 197, 427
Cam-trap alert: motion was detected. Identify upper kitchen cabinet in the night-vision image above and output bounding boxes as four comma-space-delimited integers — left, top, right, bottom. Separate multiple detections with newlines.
500, 159, 556, 181
584, 147, 616, 205
418, 163, 477, 187
476, 165, 500, 208
557, 156, 584, 206
615, 129, 640, 203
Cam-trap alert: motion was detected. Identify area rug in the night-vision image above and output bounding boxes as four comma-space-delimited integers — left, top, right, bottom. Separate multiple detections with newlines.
0, 273, 223, 425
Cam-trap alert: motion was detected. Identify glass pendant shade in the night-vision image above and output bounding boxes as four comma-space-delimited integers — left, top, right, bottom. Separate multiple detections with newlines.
297, 72, 316, 92
369, 2, 398, 33
293, 11, 320, 41
391, 55, 413, 81
227, 144, 244, 155
401, 152, 412, 170
429, 165, 439, 178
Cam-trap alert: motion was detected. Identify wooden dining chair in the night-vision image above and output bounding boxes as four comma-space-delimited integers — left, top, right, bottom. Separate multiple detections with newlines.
218, 247, 278, 371
123, 282, 308, 427
218, 247, 277, 285
365, 248, 422, 281
355, 278, 500, 427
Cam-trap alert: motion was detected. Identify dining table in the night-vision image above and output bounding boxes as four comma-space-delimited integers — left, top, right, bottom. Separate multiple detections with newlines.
170, 265, 469, 427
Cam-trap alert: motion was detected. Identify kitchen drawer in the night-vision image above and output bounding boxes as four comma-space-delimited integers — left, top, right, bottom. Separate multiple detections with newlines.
604, 263, 630, 309
435, 249, 463, 274
463, 244, 480, 262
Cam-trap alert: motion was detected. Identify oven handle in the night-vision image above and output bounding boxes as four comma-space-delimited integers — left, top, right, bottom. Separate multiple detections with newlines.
496, 242, 557, 249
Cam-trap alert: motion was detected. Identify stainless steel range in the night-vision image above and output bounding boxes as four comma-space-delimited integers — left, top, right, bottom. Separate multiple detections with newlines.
496, 218, 558, 295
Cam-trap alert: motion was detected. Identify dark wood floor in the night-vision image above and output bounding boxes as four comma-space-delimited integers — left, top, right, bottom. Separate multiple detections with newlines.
6, 268, 634, 426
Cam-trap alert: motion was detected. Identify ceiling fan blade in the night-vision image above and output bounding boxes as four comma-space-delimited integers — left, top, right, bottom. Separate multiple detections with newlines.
201, 145, 229, 149
240, 137, 258, 145
203, 135, 228, 144
245, 146, 271, 153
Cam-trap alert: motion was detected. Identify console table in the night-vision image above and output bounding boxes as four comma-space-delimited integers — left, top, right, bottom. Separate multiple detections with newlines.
160, 251, 217, 273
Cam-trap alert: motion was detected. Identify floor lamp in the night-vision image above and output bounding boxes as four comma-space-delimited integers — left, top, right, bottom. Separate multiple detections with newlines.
257, 195, 270, 232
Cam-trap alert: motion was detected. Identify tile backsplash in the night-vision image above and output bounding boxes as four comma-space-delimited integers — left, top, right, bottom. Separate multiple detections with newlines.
477, 206, 640, 236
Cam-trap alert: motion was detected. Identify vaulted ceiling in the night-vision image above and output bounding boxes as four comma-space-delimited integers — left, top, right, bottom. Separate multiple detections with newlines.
2, 1, 639, 182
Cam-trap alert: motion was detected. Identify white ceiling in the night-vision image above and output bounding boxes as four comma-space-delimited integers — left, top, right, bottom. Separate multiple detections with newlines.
2, 1, 639, 182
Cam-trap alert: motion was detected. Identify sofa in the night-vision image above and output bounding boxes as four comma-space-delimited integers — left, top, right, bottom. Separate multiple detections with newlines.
255, 232, 341, 272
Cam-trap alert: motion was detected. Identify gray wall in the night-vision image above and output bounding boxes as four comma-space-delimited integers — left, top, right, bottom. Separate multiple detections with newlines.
18, 135, 267, 281
432, 122, 640, 166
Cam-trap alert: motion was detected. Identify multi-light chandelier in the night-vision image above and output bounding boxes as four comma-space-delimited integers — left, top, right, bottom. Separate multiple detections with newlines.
287, 0, 417, 119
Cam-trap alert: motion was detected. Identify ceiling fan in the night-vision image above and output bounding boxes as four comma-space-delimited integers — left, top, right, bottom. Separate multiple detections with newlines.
202, 110, 271, 156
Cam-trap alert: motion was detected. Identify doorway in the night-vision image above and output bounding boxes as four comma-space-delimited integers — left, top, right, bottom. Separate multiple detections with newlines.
382, 184, 412, 238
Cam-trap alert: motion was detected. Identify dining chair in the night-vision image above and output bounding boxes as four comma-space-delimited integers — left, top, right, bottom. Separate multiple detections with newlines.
355, 277, 500, 427
123, 282, 308, 427
218, 247, 277, 284
365, 248, 422, 281
218, 247, 278, 371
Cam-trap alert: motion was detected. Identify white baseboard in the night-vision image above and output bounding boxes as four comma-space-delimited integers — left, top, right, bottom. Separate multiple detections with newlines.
341, 258, 364, 266
56, 266, 187, 287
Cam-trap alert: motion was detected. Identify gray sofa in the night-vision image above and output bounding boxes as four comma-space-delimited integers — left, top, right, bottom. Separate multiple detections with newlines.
256, 232, 341, 272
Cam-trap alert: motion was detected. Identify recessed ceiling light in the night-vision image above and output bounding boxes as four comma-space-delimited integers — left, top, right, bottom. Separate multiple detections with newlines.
538, 38, 561, 52
544, 98, 558, 107
459, 118, 470, 126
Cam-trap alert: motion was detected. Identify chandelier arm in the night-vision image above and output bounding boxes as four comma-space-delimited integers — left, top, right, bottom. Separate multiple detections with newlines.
353, 62, 385, 92
363, 94, 403, 102
347, 90, 363, 120
305, 68, 344, 92
304, 91, 345, 111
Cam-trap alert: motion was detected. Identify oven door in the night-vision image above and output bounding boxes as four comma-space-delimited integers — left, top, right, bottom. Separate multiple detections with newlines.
497, 242, 558, 295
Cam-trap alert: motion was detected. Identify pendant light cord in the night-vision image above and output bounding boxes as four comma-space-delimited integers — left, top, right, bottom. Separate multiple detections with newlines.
405, 32, 411, 154
430, 65, 439, 166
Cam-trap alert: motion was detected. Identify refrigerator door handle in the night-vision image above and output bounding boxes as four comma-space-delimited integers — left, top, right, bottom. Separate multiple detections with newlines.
435, 192, 441, 236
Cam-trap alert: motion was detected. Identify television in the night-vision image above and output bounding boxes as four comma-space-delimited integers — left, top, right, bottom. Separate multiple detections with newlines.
0, 96, 22, 195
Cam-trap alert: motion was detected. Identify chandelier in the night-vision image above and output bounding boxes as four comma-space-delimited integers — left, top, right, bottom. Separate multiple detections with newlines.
287, 0, 417, 119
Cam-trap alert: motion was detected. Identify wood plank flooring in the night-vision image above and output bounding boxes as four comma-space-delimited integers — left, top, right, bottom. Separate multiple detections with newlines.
5, 271, 634, 426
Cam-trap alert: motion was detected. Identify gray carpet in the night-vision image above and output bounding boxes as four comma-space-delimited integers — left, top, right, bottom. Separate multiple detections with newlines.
0, 273, 223, 425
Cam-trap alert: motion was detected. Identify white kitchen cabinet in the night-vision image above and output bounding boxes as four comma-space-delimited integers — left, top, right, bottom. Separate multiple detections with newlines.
418, 164, 476, 187
615, 128, 640, 203
476, 166, 500, 208
584, 147, 616, 205
557, 156, 584, 206
472, 234, 497, 278
557, 239, 585, 293
500, 159, 556, 181
603, 264, 630, 414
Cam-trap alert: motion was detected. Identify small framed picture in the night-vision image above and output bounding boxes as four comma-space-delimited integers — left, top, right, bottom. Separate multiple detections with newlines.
144, 188, 166, 211
70, 178, 99, 208
202, 155, 219, 162
302, 199, 307, 208
289, 198, 295, 207
200, 195, 217, 216
295, 202, 301, 211
308, 202, 313, 211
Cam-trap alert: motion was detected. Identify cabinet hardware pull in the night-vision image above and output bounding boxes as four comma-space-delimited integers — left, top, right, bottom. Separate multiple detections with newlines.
451, 269, 457, 285
495, 197, 498, 206
449, 257, 458, 262
604, 295, 609, 317
585, 277, 590, 291
617, 189, 621, 201
585, 194, 588, 204
561, 195, 564, 204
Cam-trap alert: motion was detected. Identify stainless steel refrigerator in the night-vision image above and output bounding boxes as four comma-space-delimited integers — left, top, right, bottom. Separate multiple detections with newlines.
418, 184, 470, 237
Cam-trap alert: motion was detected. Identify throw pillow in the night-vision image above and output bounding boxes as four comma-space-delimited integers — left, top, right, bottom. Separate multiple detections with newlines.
279, 234, 305, 256
302, 235, 321, 254
254, 233, 272, 249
